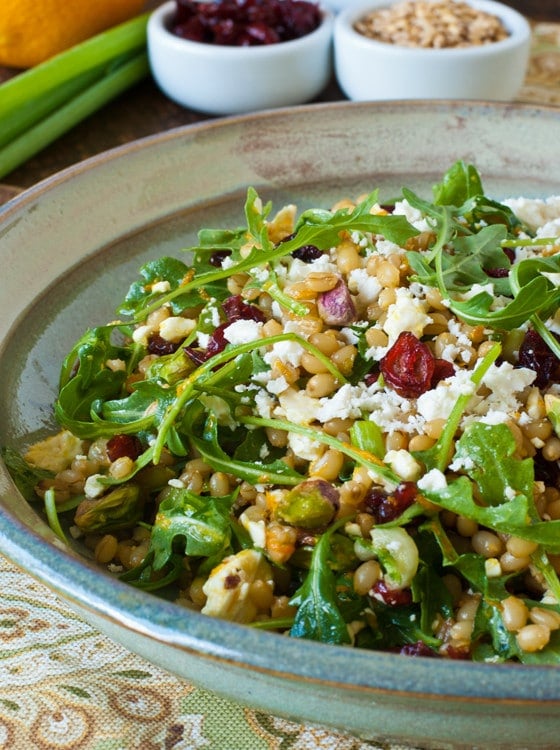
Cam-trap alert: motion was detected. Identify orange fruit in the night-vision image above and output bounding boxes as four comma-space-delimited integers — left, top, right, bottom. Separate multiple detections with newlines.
0, 0, 148, 68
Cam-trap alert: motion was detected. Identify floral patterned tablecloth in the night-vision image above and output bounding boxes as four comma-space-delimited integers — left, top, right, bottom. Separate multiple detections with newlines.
0, 552, 424, 750
1, 22, 560, 750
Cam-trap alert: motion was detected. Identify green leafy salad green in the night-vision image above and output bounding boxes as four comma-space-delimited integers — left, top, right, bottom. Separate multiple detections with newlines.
7, 160, 560, 663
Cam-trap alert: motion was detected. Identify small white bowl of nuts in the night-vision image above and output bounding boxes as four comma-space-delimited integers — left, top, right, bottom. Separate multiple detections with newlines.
333, 0, 531, 101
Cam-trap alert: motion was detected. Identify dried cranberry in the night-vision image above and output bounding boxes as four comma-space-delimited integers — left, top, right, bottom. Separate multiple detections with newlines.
291, 244, 323, 263
444, 644, 471, 660
518, 328, 560, 388
364, 482, 417, 523
431, 357, 455, 387
205, 322, 230, 357
147, 333, 180, 356
222, 294, 266, 323
485, 246, 515, 278
106, 434, 144, 462
371, 580, 412, 606
400, 641, 436, 657
380, 332, 435, 398
183, 346, 208, 366
534, 452, 560, 484
364, 369, 379, 387
172, 0, 321, 46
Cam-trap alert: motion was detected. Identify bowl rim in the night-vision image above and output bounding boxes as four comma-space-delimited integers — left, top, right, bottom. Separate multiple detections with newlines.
334, 0, 531, 57
148, 0, 334, 59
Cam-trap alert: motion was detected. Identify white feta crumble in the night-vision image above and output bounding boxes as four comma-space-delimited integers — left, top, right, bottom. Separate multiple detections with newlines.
84, 474, 107, 499
150, 280, 171, 293
347, 268, 382, 305
223, 319, 263, 345
502, 195, 560, 232
417, 369, 476, 422
132, 324, 152, 346
288, 432, 324, 461
384, 449, 421, 481
482, 361, 536, 396
159, 316, 196, 342
417, 469, 448, 492
239, 511, 267, 549
393, 198, 433, 232
209, 303, 221, 328
275, 388, 320, 424
264, 339, 306, 368
504, 486, 517, 500
286, 255, 338, 283
197, 331, 211, 348
457, 362, 534, 427
383, 287, 433, 343
254, 388, 275, 419
266, 375, 290, 395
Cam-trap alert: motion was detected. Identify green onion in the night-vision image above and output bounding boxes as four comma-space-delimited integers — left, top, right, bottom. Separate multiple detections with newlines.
0, 12, 150, 180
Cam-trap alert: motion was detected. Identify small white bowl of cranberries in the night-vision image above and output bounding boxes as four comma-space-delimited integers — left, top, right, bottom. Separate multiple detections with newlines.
147, 0, 334, 115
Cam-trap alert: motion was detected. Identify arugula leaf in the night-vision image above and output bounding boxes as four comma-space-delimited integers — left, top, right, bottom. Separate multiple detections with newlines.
407, 224, 510, 294
449, 276, 560, 330
289, 519, 352, 645
191, 414, 305, 487
349, 420, 385, 459
1, 447, 53, 500
149, 486, 236, 570
432, 160, 484, 206
452, 422, 534, 505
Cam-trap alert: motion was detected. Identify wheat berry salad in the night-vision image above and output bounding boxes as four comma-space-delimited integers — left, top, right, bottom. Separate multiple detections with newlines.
7, 161, 560, 663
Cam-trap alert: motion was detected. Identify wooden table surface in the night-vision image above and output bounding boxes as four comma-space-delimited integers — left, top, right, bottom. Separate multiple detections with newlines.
1, 0, 559, 192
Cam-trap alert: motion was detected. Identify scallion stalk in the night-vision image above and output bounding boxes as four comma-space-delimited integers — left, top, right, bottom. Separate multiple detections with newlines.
0, 12, 150, 179
0, 53, 149, 179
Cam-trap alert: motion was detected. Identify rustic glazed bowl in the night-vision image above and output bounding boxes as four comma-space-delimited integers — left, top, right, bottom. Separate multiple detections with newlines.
1, 102, 560, 749
334, 0, 531, 101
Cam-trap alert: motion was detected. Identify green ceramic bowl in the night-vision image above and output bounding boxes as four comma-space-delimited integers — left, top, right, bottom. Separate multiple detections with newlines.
1, 101, 560, 749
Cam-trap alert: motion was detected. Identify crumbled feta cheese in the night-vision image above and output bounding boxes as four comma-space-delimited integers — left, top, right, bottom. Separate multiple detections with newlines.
393, 198, 433, 232
105, 358, 126, 372
383, 287, 433, 343
239, 510, 267, 549
132, 324, 152, 346
197, 331, 210, 348
417, 469, 448, 492
264, 339, 306, 368
159, 316, 196, 342
275, 388, 320, 424
254, 388, 275, 419
84, 474, 107, 499
288, 433, 324, 461
266, 375, 290, 395
384, 449, 421, 481
223, 319, 263, 345
316, 383, 375, 422
347, 268, 382, 305
287, 255, 338, 283
151, 280, 171, 293
417, 370, 476, 422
